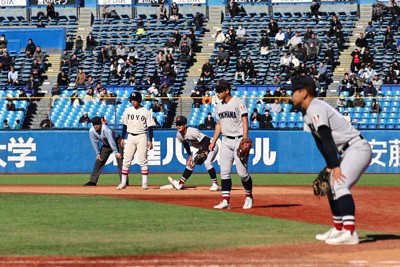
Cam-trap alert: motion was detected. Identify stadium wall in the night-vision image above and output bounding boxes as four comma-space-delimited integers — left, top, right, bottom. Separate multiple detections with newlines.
0, 130, 398, 174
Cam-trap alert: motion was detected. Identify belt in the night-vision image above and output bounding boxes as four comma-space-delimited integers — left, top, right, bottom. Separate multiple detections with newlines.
129, 132, 144, 136
342, 135, 364, 153
224, 135, 243, 140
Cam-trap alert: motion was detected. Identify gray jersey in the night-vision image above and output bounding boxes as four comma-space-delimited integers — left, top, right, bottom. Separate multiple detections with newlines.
215, 96, 248, 137
176, 127, 211, 150
303, 98, 360, 149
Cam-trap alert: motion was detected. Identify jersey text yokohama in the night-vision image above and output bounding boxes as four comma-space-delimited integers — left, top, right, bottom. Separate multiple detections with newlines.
303, 98, 360, 148
176, 127, 210, 150
122, 106, 155, 134
215, 97, 248, 136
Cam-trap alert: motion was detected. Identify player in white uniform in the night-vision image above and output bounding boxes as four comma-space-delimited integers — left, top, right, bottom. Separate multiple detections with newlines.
117, 92, 155, 190
168, 115, 220, 191
291, 76, 372, 245
209, 79, 254, 210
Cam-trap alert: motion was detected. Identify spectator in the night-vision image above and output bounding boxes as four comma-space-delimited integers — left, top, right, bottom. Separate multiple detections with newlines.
51, 83, 61, 106
136, 19, 145, 30
101, 115, 108, 125
303, 27, 314, 42
40, 114, 53, 129
270, 98, 283, 113
75, 68, 86, 86
164, 37, 176, 55
335, 27, 345, 51
365, 21, 376, 39
268, 18, 279, 37
57, 71, 69, 86
79, 112, 91, 123
370, 98, 381, 113
216, 46, 229, 67
372, 2, 385, 22
201, 59, 214, 79
355, 33, 368, 54
68, 54, 79, 75
1, 52, 12, 72
259, 110, 274, 129
245, 58, 256, 79
336, 95, 347, 108
151, 100, 161, 112
259, 35, 270, 56
190, 88, 202, 107
37, 19, 45, 28
105, 43, 117, 61
147, 83, 159, 96
7, 66, 19, 85
172, 29, 181, 48
86, 32, 97, 51
75, 35, 83, 54
85, 76, 95, 88
19, 88, 28, 100
202, 91, 212, 105
60, 49, 70, 70
384, 25, 396, 51
372, 74, 383, 91
165, 53, 175, 68
279, 52, 291, 74
324, 46, 335, 66
160, 74, 171, 86
306, 33, 322, 57
310, 1, 321, 18
14, 119, 21, 130
284, 27, 294, 43
33, 46, 45, 71
343, 111, 351, 123
390, 2, 400, 29
263, 90, 274, 104
274, 28, 286, 49
46, 2, 56, 20
213, 28, 226, 49
271, 76, 281, 85
386, 66, 398, 83
105, 90, 117, 105
287, 31, 302, 53
97, 47, 109, 65
6, 100, 15, 111
70, 91, 83, 106
327, 15, 342, 37
2, 119, 10, 129
0, 34, 8, 54
102, 5, 109, 20
169, 2, 180, 22
204, 112, 216, 129
127, 47, 139, 64
84, 87, 95, 102
227, 0, 239, 17
364, 82, 378, 96
250, 108, 262, 122
353, 94, 365, 108
179, 42, 191, 63
26, 75, 39, 96
350, 48, 362, 72
179, 34, 192, 50
155, 50, 167, 69
236, 24, 247, 43
196, 76, 207, 93
158, 3, 168, 20
362, 49, 374, 66
234, 57, 245, 82
25, 39, 36, 57
194, 12, 204, 32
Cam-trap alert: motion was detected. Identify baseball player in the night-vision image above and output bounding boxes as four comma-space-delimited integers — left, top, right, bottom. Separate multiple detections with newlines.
168, 115, 220, 191
291, 75, 372, 245
117, 91, 155, 190
209, 79, 254, 209
84, 116, 123, 186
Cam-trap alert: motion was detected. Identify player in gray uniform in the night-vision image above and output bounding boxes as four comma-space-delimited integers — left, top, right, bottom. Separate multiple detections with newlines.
117, 92, 155, 190
168, 115, 220, 191
291, 76, 372, 245
84, 116, 123, 186
209, 79, 254, 209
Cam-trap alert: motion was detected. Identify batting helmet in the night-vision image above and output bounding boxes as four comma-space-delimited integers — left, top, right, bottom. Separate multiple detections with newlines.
129, 91, 142, 103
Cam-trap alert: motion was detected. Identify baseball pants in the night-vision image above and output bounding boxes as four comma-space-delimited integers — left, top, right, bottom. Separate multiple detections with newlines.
220, 136, 249, 181
122, 133, 148, 171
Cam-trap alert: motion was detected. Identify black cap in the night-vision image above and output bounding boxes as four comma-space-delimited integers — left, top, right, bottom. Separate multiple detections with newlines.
291, 75, 316, 94
215, 79, 231, 93
92, 116, 102, 125
175, 116, 187, 126
129, 91, 142, 103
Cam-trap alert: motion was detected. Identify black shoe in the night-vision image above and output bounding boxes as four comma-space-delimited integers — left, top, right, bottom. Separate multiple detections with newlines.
83, 181, 97, 186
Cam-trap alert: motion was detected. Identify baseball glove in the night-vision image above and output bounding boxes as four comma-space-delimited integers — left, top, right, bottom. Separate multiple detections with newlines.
237, 138, 252, 161
313, 167, 331, 197
193, 151, 208, 165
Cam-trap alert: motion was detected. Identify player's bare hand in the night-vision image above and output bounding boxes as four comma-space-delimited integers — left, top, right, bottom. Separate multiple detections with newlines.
147, 141, 153, 150
120, 139, 125, 147
187, 155, 193, 166
96, 155, 101, 161
209, 143, 215, 151
116, 153, 122, 159
331, 167, 346, 184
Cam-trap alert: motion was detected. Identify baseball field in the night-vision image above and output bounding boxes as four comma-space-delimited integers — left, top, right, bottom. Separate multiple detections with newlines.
0, 173, 399, 266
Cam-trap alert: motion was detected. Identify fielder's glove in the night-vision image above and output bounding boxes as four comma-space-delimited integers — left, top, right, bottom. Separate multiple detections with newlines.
313, 167, 331, 197
237, 138, 252, 161
193, 151, 208, 165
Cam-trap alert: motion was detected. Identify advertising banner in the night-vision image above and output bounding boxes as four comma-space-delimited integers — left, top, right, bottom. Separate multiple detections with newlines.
1, 0, 27, 6
135, 0, 167, 4
174, 0, 206, 3
0, 130, 398, 174
30, 0, 76, 5
98, 0, 132, 5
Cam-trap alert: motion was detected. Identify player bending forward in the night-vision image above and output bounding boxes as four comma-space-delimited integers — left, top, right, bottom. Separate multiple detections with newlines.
291, 76, 372, 245
168, 115, 220, 191
209, 79, 254, 210
117, 92, 155, 190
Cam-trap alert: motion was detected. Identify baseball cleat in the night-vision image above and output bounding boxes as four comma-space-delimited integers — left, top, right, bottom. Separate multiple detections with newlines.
116, 183, 127, 190
315, 227, 343, 241
325, 230, 359, 245
209, 183, 220, 192
168, 176, 183, 190
243, 197, 253, 209
142, 183, 148, 190
214, 200, 230, 209
83, 181, 96, 186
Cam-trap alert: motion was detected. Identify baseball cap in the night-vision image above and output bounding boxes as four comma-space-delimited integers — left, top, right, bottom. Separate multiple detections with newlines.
92, 116, 102, 125
175, 116, 187, 126
215, 79, 231, 93
291, 75, 316, 94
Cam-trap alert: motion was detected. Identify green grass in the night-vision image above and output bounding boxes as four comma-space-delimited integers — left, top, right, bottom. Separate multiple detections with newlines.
0, 173, 398, 186
0, 194, 329, 256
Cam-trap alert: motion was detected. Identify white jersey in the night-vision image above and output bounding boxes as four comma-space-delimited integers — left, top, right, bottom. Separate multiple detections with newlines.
176, 127, 211, 150
303, 98, 360, 149
122, 106, 155, 135
215, 96, 248, 137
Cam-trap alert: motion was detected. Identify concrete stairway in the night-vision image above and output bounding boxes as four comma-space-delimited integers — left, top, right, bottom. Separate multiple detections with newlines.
327, 4, 372, 99
176, 7, 224, 122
